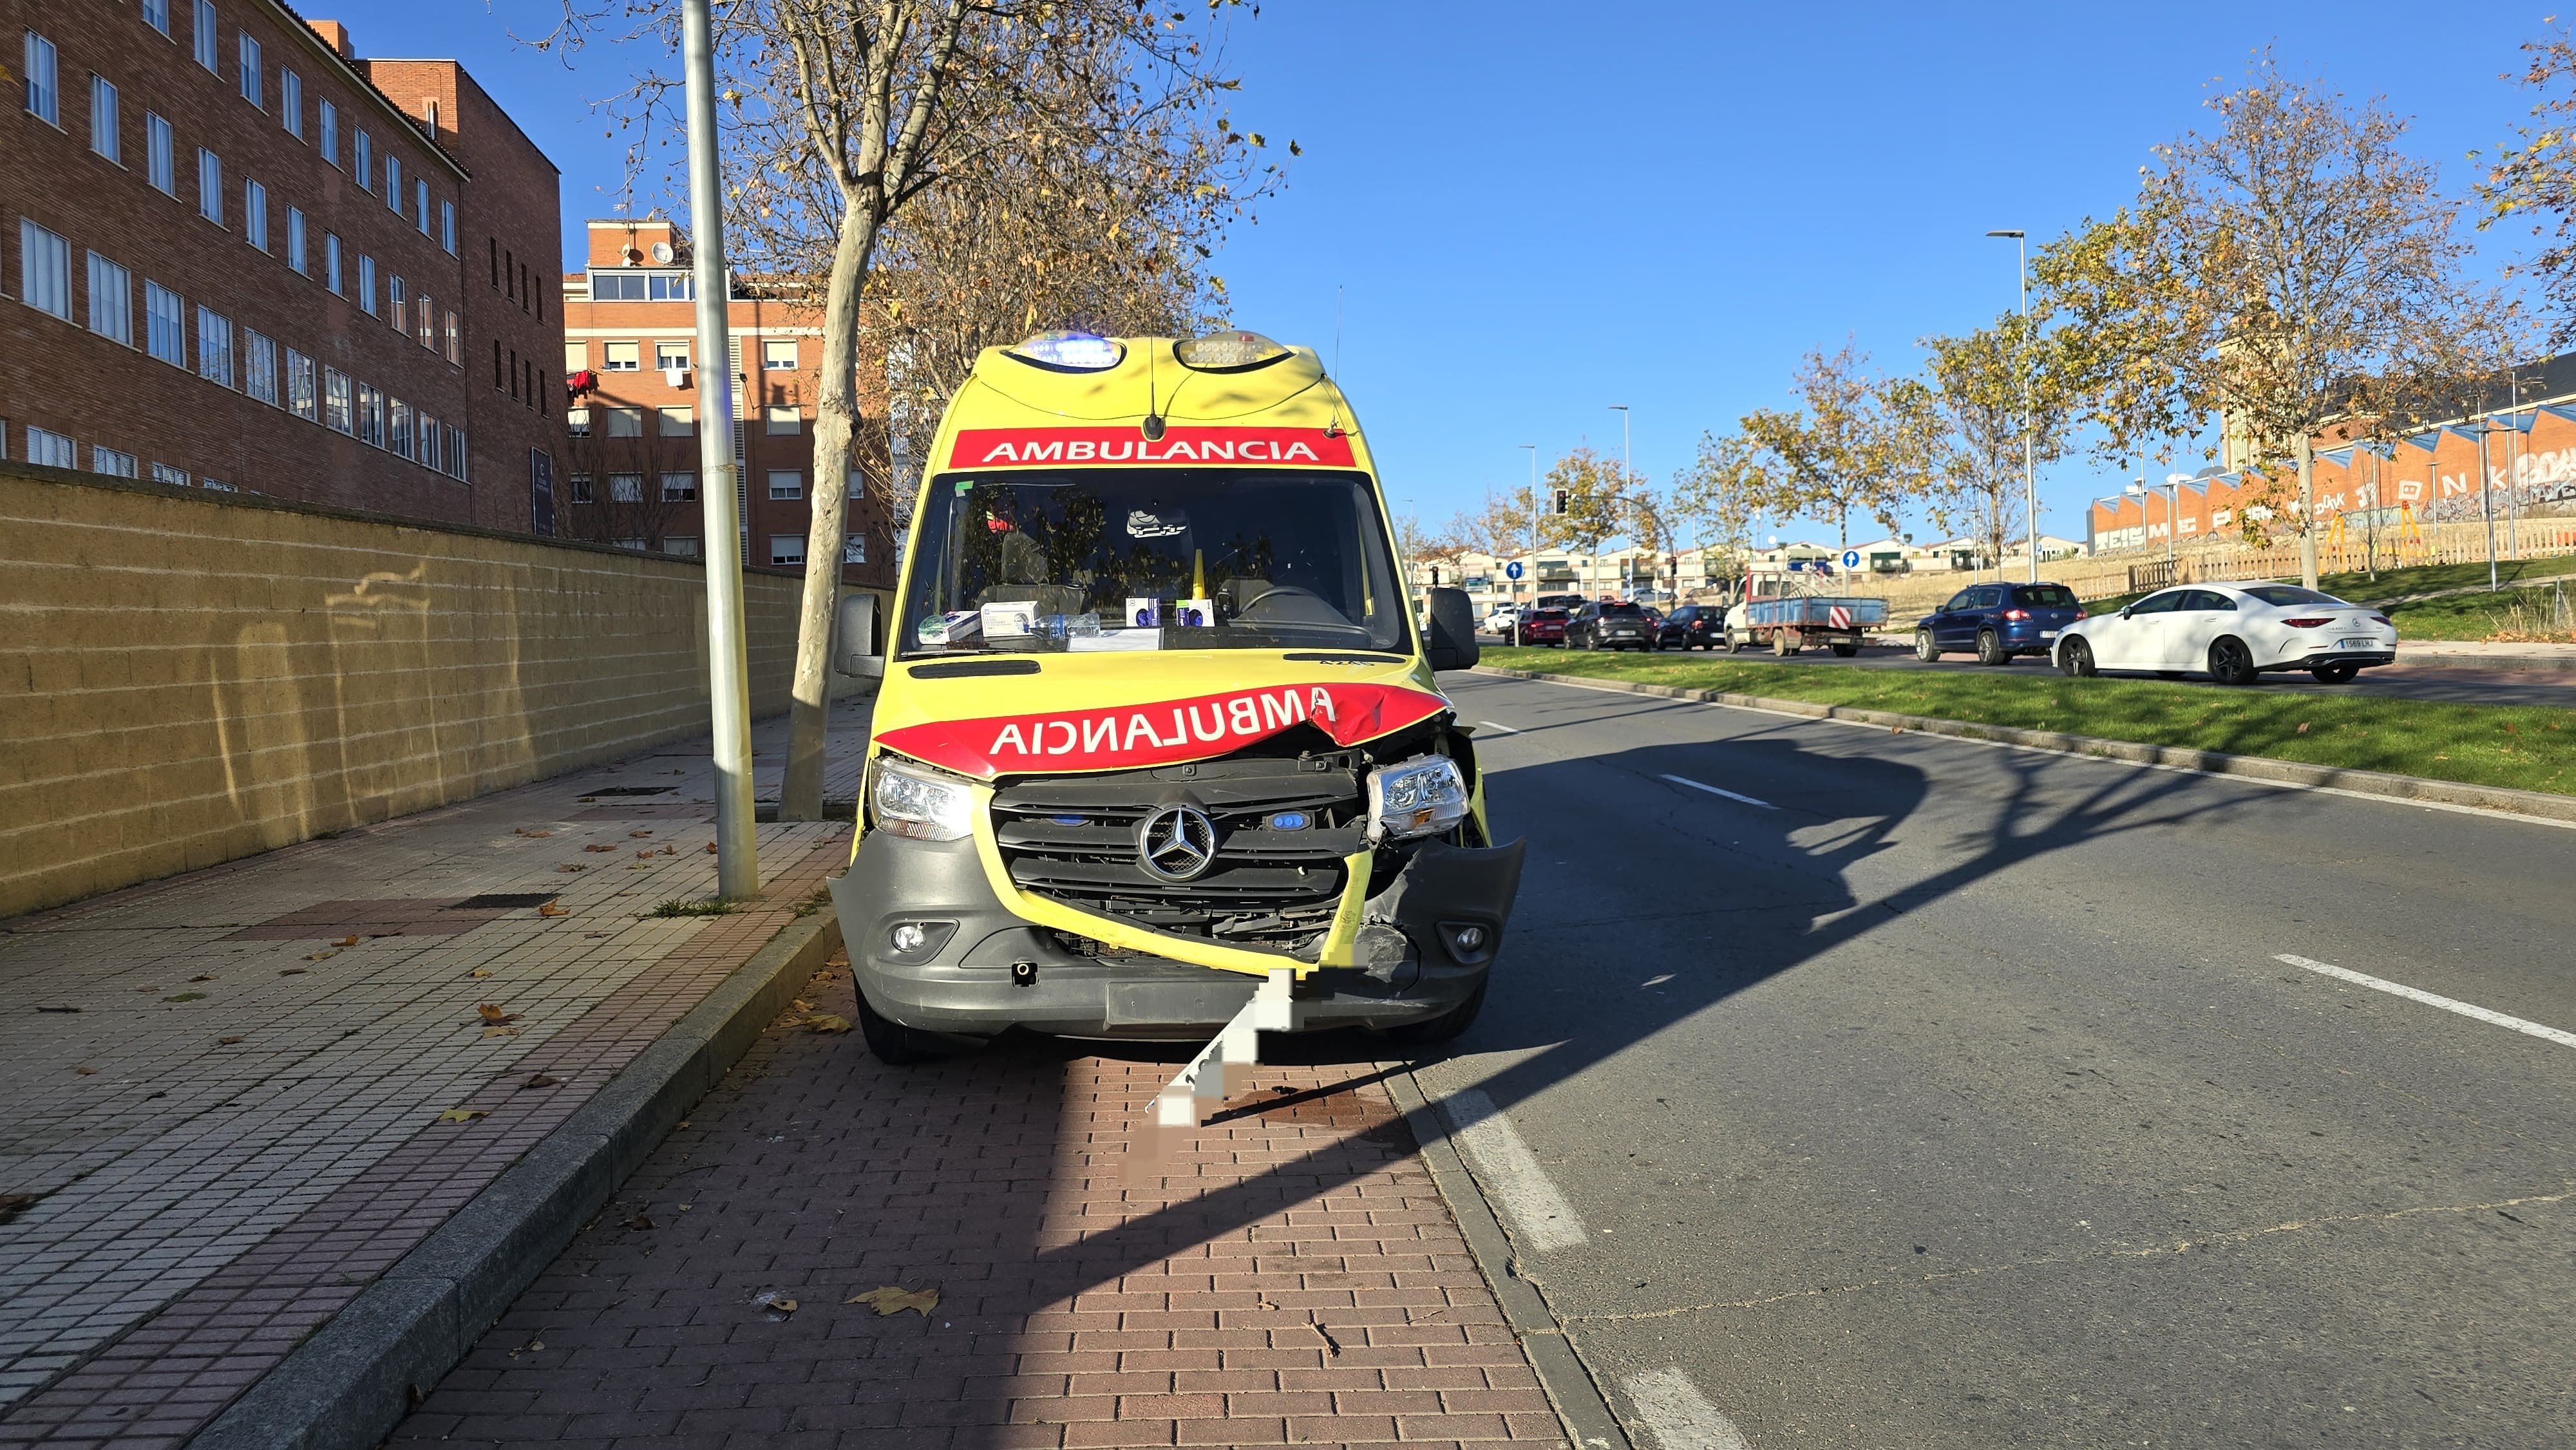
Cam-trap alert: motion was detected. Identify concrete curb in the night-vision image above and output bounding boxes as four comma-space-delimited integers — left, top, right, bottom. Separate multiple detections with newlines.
189, 907, 846, 1450
1471, 665, 2576, 825
1380, 1066, 1632, 1450
2398, 649, 2576, 673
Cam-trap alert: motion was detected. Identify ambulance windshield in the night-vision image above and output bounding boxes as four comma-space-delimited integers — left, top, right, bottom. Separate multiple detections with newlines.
901, 469, 1409, 657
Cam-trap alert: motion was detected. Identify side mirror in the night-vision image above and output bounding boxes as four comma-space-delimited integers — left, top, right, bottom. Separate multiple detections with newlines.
835, 590, 885, 678
2119, 607, 2134, 619
1425, 587, 1481, 672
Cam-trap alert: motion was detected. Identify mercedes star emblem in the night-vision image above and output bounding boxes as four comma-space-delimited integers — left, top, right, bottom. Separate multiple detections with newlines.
1135, 804, 1218, 883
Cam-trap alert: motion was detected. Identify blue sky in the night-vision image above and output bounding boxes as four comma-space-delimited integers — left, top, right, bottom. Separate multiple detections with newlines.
346, 1, 2558, 546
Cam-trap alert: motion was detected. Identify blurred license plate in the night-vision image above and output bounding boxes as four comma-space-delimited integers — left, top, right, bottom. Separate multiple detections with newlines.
2041, 629, 2058, 640
2339, 637, 2376, 648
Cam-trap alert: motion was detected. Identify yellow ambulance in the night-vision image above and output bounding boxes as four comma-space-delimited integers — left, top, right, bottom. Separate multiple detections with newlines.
829, 330, 1524, 1062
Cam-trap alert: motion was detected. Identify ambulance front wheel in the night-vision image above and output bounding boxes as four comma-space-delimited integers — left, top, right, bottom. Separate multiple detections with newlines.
1383, 980, 1487, 1046
856, 990, 945, 1065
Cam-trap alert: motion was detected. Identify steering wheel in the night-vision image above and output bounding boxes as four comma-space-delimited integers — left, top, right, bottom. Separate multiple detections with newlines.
1230, 583, 1328, 619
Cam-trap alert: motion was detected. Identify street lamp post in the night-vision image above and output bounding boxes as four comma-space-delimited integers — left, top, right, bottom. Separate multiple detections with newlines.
1987, 229, 2037, 583
1608, 404, 1630, 598
1516, 444, 1538, 645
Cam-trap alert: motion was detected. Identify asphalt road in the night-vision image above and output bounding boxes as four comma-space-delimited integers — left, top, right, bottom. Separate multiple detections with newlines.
1490, 636, 2576, 710
1423, 670, 2576, 1448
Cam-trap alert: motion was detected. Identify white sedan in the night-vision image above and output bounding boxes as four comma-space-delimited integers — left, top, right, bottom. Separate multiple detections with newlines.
1481, 605, 1522, 634
2052, 582, 2397, 685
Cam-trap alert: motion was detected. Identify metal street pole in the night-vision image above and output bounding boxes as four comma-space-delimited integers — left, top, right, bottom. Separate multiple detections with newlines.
681, 0, 756, 900
2477, 419, 2500, 591
1988, 229, 2036, 582
1608, 404, 1629, 597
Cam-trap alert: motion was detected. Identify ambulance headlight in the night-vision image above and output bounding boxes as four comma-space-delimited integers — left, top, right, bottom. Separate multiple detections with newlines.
871, 757, 974, 842
1175, 330, 1291, 371
1009, 330, 1124, 371
1365, 755, 1469, 842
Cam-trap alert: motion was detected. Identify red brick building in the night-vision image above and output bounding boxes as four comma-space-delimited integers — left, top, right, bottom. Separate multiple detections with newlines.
2, 5, 563, 531
560, 218, 893, 587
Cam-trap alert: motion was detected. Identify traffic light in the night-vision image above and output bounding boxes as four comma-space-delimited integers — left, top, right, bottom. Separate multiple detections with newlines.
1552, 488, 1571, 516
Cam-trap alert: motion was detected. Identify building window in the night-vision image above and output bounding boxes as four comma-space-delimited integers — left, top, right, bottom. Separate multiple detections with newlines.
196, 306, 234, 386
319, 99, 336, 165
142, 0, 170, 35
415, 180, 429, 234
762, 339, 797, 370
569, 473, 594, 504
354, 129, 370, 191
488, 237, 498, 288
287, 207, 306, 273
192, 1, 217, 71
324, 232, 341, 293
357, 254, 375, 314
280, 69, 300, 137
612, 538, 647, 552
242, 328, 276, 404
661, 472, 697, 501
200, 477, 233, 492
388, 274, 404, 323
415, 294, 433, 348
28, 428, 77, 469
86, 251, 131, 344
243, 179, 267, 250
24, 32, 58, 126
440, 201, 455, 254
92, 446, 138, 478
656, 341, 690, 371
609, 473, 643, 503
764, 404, 801, 435
144, 280, 184, 364
236, 32, 261, 107
146, 113, 174, 194
566, 408, 590, 438
663, 536, 700, 558
442, 310, 458, 363
659, 406, 694, 437
444, 424, 466, 479
844, 532, 866, 565
767, 470, 802, 500
770, 534, 806, 567
417, 413, 441, 471
90, 76, 118, 161
287, 348, 316, 419
388, 397, 412, 459
562, 343, 588, 372
356, 383, 383, 446
385, 155, 402, 214
151, 463, 190, 485
18, 220, 71, 321
602, 341, 639, 372
323, 367, 352, 432
196, 149, 222, 225
603, 406, 643, 437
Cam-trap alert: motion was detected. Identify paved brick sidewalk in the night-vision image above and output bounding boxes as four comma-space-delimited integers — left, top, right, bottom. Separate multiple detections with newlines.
0, 694, 871, 1445
391, 960, 1567, 1449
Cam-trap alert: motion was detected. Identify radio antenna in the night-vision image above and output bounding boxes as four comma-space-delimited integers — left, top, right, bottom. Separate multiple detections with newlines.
1325, 285, 1348, 438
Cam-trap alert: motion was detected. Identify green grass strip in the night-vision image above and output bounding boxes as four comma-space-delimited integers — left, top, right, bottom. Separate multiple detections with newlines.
1482, 646, 2576, 797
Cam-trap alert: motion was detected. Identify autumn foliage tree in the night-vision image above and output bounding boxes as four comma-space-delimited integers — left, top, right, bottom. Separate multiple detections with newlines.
1738, 342, 1920, 549
1910, 314, 2072, 573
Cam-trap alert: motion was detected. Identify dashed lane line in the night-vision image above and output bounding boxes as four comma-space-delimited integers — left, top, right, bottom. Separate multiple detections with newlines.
1475, 720, 1523, 734
1623, 1368, 1753, 1449
2276, 953, 2576, 1051
1435, 1086, 1589, 1252
1657, 773, 1777, 811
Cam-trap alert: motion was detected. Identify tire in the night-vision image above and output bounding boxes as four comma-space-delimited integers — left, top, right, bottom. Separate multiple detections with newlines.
1830, 641, 1858, 657
1915, 630, 1940, 663
1725, 633, 1745, 654
2310, 662, 2360, 684
1383, 980, 1487, 1045
1975, 629, 2007, 666
854, 990, 943, 1065
2209, 636, 2259, 687
1772, 631, 1793, 656
2060, 637, 2098, 677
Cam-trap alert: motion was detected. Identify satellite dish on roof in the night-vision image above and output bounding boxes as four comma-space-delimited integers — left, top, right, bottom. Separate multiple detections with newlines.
650, 241, 674, 264
621, 247, 643, 266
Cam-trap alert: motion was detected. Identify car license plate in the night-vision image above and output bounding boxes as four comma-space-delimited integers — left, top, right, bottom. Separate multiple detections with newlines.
2338, 637, 2375, 649
2040, 629, 2058, 640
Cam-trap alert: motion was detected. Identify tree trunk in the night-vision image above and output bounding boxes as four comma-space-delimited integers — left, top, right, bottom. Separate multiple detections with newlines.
779, 203, 882, 820
2297, 432, 2318, 590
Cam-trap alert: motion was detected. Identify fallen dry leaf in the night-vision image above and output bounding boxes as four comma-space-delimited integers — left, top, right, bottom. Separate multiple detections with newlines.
629, 830, 654, 838
636, 849, 656, 859
848, 1285, 938, 1317
218, 1035, 243, 1045
663, 845, 677, 856
791, 998, 817, 1013
515, 827, 553, 838
337, 936, 359, 946
584, 843, 617, 853
624, 1213, 655, 1230
437, 1107, 488, 1123
482, 1026, 523, 1038
520, 1073, 562, 1089
74, 1066, 97, 1075
469, 968, 493, 979
753, 1290, 799, 1317
804, 1013, 853, 1035
557, 863, 587, 874
190, 973, 218, 983
2296, 722, 2311, 735
704, 842, 719, 854
162, 993, 205, 1003
477, 1004, 520, 1024
305, 948, 340, 961
537, 903, 569, 918
279, 968, 307, 976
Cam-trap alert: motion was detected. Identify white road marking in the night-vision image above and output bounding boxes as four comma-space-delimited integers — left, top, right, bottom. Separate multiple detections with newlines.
1475, 720, 1523, 734
1436, 1087, 1589, 1252
2275, 954, 2576, 1050
1624, 1368, 1752, 1449
1658, 773, 1777, 810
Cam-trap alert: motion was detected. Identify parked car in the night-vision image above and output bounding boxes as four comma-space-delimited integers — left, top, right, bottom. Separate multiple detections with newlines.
1567, 600, 1654, 650
1654, 603, 1726, 650
1915, 582, 2086, 666
2052, 583, 2396, 685
1534, 592, 1589, 614
1517, 607, 1569, 646
1481, 603, 1522, 634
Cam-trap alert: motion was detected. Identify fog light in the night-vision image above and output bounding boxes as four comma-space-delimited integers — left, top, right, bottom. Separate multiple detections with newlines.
1453, 926, 1486, 952
891, 923, 927, 952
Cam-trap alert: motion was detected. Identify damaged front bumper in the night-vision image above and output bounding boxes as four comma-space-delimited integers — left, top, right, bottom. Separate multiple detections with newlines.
831, 831, 1526, 1042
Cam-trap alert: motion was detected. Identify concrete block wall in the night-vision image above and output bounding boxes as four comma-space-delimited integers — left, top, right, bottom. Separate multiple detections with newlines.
0, 463, 831, 918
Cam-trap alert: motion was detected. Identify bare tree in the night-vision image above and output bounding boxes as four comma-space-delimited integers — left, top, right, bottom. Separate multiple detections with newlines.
2038, 48, 2489, 587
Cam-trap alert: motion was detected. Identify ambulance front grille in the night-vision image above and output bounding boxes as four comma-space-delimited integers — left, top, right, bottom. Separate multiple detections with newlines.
989, 755, 1365, 954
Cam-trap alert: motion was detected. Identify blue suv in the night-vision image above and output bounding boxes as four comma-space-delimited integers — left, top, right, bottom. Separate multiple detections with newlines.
1915, 582, 2085, 666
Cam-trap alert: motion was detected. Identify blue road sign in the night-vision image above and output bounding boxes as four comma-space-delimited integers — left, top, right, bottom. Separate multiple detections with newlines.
1505, 560, 1524, 579
1841, 549, 1862, 570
